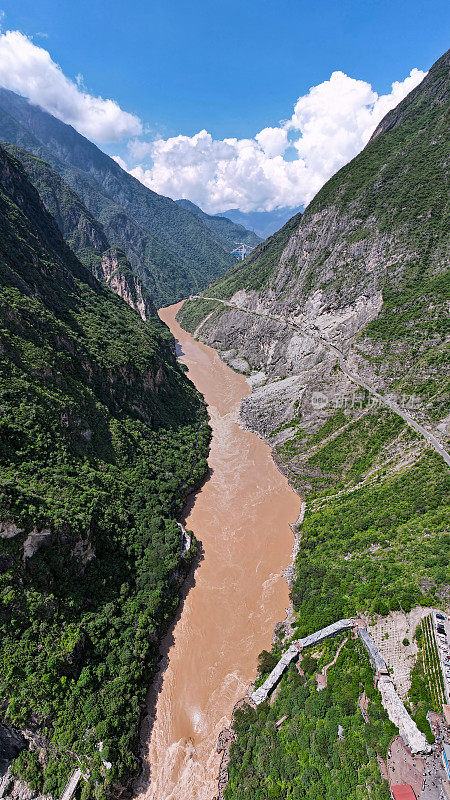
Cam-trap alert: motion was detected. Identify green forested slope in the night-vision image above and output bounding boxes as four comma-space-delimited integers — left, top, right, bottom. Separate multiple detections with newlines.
226, 639, 395, 800
3, 144, 156, 319
3, 144, 110, 260
0, 145, 210, 798
175, 198, 261, 250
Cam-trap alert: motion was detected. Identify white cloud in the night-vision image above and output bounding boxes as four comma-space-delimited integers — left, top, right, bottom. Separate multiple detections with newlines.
255, 127, 289, 158
127, 67, 425, 213
0, 29, 426, 210
112, 154, 128, 170
0, 30, 142, 142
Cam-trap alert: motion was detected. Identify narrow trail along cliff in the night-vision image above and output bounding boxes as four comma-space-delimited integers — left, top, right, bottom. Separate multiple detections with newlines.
197, 296, 450, 467
134, 301, 300, 800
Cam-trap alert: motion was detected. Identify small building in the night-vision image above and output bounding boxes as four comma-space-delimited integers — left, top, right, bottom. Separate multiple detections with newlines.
443, 743, 450, 780
391, 785, 416, 800
443, 704, 450, 726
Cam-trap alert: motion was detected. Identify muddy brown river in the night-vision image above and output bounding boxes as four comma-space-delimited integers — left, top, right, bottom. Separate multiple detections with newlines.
134, 301, 299, 800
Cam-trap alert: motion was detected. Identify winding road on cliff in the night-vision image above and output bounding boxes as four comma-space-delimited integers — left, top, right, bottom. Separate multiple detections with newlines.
195, 296, 450, 468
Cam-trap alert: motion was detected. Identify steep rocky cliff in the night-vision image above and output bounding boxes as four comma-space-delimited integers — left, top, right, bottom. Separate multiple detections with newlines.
94, 247, 154, 321
3, 145, 155, 320
179, 49, 449, 452
0, 144, 210, 799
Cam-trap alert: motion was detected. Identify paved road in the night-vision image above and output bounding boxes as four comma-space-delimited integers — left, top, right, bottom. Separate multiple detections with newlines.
196, 296, 450, 468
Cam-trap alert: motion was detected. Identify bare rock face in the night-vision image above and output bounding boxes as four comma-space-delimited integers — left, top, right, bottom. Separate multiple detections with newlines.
195, 205, 409, 395
71, 535, 95, 571
22, 528, 52, 561
0, 724, 26, 778
0, 769, 51, 800
0, 725, 51, 800
0, 521, 23, 539
96, 248, 154, 321
215, 728, 237, 800
187, 213, 396, 452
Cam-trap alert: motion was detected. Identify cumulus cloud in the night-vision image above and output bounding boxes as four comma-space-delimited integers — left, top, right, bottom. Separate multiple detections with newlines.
255, 127, 289, 158
127, 67, 425, 213
0, 30, 142, 142
111, 154, 128, 170
0, 29, 425, 210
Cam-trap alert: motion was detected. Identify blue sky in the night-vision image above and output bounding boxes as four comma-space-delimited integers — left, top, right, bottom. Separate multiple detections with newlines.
4, 0, 449, 139
0, 0, 448, 211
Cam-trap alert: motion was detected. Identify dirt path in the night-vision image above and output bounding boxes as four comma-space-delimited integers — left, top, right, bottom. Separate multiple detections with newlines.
316, 636, 348, 689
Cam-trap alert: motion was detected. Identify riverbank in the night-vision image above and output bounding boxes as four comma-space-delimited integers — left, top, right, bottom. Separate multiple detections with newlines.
134, 301, 299, 800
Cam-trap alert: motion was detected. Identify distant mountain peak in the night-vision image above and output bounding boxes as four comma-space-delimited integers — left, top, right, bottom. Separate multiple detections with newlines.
215, 206, 303, 239
175, 198, 261, 250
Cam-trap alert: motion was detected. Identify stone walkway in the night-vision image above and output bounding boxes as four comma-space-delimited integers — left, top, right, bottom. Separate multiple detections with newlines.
58, 768, 82, 800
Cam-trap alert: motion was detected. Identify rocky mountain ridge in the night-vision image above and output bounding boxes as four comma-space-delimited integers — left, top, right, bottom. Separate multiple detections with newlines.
0, 89, 235, 305
179, 49, 449, 453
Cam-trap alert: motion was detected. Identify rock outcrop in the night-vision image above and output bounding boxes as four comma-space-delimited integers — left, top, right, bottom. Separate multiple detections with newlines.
94, 248, 154, 321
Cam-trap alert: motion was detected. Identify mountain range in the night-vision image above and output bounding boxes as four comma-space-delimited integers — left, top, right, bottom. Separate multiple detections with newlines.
176, 198, 262, 251
0, 38, 449, 800
215, 205, 304, 239
0, 88, 242, 307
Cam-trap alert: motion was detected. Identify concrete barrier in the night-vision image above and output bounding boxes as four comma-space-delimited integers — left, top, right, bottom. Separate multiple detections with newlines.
378, 676, 431, 754
251, 645, 299, 704
358, 627, 389, 674
296, 618, 356, 650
